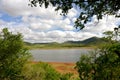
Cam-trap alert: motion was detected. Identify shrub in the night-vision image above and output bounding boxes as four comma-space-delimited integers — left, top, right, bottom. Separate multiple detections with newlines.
22, 62, 60, 80
75, 43, 120, 80
0, 28, 30, 80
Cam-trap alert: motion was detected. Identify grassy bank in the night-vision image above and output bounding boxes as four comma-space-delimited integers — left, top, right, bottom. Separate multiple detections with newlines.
26, 61, 79, 80
25, 42, 96, 49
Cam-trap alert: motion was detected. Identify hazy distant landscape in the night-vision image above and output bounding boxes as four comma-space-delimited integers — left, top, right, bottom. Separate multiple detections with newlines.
25, 37, 106, 49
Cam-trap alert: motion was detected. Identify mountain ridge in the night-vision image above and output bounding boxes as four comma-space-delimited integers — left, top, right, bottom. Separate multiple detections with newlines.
25, 36, 104, 45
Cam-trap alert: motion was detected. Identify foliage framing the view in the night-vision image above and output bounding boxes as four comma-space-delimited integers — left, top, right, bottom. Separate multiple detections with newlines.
75, 46, 120, 80
29, 0, 120, 29
0, 28, 30, 80
75, 30, 120, 80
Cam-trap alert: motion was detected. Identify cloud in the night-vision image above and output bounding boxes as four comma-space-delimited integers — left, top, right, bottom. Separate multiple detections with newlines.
0, 13, 2, 17
30, 23, 52, 31
0, 0, 62, 19
67, 8, 78, 19
84, 15, 120, 35
0, 0, 120, 43
0, 0, 76, 31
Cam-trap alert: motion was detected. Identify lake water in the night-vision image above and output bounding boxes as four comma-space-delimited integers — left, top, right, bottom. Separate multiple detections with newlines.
30, 49, 91, 62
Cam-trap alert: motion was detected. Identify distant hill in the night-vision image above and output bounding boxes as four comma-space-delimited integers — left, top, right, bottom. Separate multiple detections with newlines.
64, 37, 104, 45
25, 37, 104, 45
24, 37, 106, 49
80, 37, 104, 45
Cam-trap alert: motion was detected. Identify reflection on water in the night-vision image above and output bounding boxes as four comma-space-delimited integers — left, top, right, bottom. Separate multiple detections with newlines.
30, 49, 91, 62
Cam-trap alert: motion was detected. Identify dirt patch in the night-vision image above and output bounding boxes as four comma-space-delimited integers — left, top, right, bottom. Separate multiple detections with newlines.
47, 62, 78, 74
30, 61, 78, 75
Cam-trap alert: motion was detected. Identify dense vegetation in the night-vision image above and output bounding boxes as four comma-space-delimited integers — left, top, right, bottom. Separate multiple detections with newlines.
0, 28, 30, 80
75, 30, 120, 80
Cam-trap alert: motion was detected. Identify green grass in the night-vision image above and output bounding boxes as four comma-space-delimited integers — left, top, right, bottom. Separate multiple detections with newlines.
24, 43, 93, 49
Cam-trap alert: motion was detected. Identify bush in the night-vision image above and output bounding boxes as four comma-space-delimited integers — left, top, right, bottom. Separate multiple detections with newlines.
75, 42, 120, 80
22, 62, 60, 80
0, 28, 30, 80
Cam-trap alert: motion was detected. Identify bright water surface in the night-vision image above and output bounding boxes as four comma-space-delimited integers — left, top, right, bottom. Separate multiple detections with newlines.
30, 49, 91, 62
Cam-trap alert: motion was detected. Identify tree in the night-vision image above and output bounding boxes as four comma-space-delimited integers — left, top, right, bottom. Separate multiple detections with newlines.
102, 30, 120, 58
29, 0, 120, 29
0, 28, 30, 80
103, 31, 113, 40
75, 29, 120, 80
75, 44, 120, 80
76, 44, 120, 80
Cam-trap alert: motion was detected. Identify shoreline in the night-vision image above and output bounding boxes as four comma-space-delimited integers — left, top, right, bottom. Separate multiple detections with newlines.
29, 46, 94, 50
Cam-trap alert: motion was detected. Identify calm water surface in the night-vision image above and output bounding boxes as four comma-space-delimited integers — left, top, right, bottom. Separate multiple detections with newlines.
30, 49, 91, 62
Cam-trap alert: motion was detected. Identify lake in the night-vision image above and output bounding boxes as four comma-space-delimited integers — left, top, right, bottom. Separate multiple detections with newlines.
30, 49, 91, 62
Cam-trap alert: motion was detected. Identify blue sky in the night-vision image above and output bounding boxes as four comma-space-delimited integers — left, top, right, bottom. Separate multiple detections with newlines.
0, 0, 120, 43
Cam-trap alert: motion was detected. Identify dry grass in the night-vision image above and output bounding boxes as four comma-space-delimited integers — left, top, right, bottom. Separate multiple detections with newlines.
47, 62, 78, 75
30, 61, 78, 76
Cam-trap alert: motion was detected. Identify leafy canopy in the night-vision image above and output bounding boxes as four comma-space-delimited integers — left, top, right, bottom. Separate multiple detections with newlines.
0, 28, 30, 80
75, 30, 120, 80
75, 46, 120, 80
29, 0, 120, 29
75, 35, 120, 80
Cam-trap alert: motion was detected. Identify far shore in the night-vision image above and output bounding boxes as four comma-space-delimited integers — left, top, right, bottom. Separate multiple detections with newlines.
29, 46, 95, 50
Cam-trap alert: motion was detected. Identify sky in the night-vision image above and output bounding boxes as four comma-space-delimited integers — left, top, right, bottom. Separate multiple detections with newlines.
0, 0, 120, 43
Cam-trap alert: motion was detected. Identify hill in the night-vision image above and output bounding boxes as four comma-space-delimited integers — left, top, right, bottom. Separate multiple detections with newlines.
64, 37, 104, 45
24, 37, 106, 49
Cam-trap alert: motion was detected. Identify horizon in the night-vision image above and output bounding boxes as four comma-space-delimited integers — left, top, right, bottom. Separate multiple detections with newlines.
25, 36, 99, 44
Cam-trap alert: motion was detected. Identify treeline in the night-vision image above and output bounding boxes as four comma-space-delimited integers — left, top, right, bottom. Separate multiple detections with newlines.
24, 42, 85, 49
24, 37, 107, 49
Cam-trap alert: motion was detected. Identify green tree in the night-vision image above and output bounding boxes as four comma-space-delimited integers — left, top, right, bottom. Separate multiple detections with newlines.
0, 28, 30, 80
75, 29, 120, 80
103, 31, 113, 40
29, 0, 120, 29
102, 30, 120, 58
75, 44, 120, 80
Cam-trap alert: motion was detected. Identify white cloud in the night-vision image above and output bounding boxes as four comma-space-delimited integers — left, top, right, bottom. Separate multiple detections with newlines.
63, 18, 71, 24
62, 25, 74, 31
84, 15, 120, 35
67, 8, 78, 18
0, 0, 62, 19
0, 0, 76, 31
30, 23, 52, 31
0, 0, 120, 43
